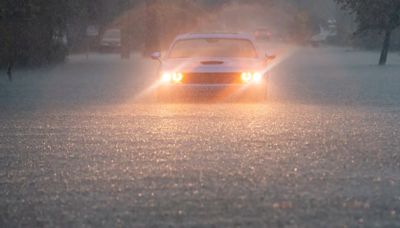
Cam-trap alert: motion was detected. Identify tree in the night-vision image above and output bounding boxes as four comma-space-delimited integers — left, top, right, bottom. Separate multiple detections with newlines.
1, 0, 143, 78
144, 0, 160, 55
143, 0, 209, 54
0, 0, 77, 80
335, 0, 400, 65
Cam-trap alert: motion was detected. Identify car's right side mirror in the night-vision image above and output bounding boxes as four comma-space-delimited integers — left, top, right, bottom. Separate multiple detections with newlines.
151, 52, 161, 60
265, 53, 277, 61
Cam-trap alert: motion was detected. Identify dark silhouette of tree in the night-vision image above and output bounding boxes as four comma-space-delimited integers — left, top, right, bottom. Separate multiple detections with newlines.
0, 0, 75, 80
335, 0, 400, 65
144, 0, 160, 55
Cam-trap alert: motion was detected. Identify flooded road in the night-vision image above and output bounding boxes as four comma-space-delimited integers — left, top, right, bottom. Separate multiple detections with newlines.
1, 46, 400, 227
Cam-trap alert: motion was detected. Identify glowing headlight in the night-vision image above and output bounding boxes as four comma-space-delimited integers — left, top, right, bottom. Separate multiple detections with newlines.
241, 72, 252, 82
161, 73, 172, 82
241, 72, 263, 83
172, 73, 183, 83
161, 72, 183, 83
253, 73, 262, 82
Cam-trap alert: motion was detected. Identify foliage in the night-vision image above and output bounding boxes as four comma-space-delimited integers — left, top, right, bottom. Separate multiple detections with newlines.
335, 0, 400, 65
336, 0, 400, 34
115, 0, 221, 54
0, 0, 136, 67
0, 0, 73, 67
0, 0, 329, 68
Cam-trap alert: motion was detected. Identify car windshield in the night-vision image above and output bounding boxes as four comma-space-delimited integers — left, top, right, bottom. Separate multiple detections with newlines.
104, 30, 121, 39
168, 38, 258, 58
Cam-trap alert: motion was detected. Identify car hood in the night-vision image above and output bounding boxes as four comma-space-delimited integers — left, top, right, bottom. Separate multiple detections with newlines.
161, 57, 266, 73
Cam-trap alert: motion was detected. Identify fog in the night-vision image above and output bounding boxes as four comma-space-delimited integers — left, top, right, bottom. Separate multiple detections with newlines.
1, 0, 399, 108
1, 0, 399, 109
1, 1, 400, 227
68, 1, 337, 54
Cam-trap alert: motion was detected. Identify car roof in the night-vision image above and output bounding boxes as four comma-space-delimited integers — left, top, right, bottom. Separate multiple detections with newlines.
175, 33, 255, 41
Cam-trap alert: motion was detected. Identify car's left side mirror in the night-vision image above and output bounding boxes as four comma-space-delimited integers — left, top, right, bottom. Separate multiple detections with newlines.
151, 52, 161, 61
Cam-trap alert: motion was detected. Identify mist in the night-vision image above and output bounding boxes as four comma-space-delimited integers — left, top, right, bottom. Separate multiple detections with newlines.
1, 1, 400, 228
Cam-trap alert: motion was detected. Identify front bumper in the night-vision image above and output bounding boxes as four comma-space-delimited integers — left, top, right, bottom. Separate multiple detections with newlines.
157, 82, 267, 101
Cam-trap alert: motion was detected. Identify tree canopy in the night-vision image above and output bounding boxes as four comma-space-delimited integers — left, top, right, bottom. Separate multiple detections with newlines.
336, 0, 400, 65
0, 0, 323, 74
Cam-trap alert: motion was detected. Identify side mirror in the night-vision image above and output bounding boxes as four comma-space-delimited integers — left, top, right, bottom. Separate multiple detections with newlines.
151, 52, 161, 60
265, 53, 277, 61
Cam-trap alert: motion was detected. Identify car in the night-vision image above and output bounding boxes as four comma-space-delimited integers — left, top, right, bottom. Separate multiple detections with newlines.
310, 21, 338, 47
99, 29, 121, 52
151, 33, 276, 102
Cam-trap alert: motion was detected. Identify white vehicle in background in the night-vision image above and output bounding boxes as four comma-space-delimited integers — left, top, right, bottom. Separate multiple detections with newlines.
151, 33, 276, 102
99, 28, 121, 52
310, 19, 338, 46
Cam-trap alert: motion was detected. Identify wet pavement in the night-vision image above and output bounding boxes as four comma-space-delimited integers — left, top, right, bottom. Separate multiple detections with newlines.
1, 47, 400, 227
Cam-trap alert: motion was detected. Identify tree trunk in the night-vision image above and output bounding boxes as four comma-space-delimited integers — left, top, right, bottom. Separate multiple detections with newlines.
144, 0, 160, 56
120, 28, 131, 59
379, 29, 392, 66
7, 60, 14, 82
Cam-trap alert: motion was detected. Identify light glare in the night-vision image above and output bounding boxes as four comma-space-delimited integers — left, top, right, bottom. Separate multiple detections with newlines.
241, 72, 252, 82
172, 73, 183, 82
161, 73, 172, 82
241, 72, 263, 83
253, 73, 262, 82
161, 72, 183, 83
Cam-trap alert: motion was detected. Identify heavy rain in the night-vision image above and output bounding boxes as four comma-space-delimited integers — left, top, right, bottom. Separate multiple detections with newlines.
1, 0, 400, 227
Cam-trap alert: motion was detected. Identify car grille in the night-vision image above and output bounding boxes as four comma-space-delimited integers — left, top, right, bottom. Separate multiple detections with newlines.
182, 73, 242, 84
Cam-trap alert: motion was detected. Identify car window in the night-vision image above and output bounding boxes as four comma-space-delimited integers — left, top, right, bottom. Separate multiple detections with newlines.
104, 30, 121, 39
168, 38, 258, 58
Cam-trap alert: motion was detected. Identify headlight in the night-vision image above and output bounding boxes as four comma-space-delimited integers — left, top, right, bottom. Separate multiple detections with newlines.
241, 72, 253, 82
161, 72, 172, 82
161, 72, 183, 83
172, 73, 183, 83
253, 73, 262, 82
241, 72, 263, 83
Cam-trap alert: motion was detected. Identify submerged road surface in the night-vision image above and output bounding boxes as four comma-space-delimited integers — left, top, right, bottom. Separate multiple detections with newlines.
1, 46, 400, 227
